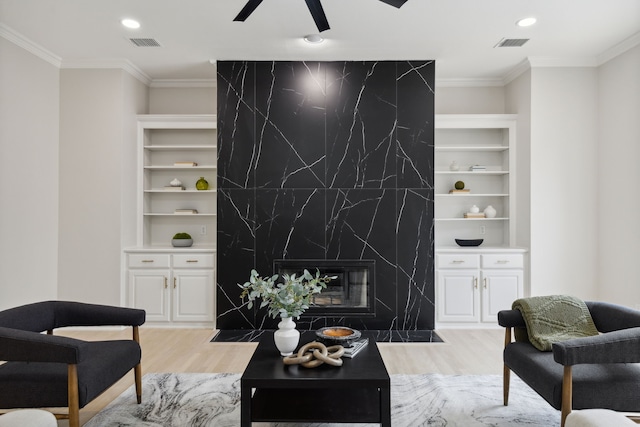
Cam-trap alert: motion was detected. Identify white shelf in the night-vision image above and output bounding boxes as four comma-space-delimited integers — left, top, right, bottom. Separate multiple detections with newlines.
145, 189, 217, 193
143, 213, 216, 217
435, 217, 508, 222
435, 146, 508, 152
144, 145, 216, 151
435, 171, 509, 175
435, 193, 508, 197
144, 165, 216, 170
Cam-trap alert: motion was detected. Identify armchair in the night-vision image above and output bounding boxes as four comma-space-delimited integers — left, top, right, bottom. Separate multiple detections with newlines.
499, 301, 640, 426
0, 301, 145, 427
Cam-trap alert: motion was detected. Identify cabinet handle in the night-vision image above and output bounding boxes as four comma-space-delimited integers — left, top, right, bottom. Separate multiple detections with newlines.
474, 277, 478, 289
452, 260, 465, 264
186, 260, 199, 263
496, 260, 509, 264
483, 278, 488, 289
174, 277, 177, 289
164, 277, 167, 289
142, 260, 154, 263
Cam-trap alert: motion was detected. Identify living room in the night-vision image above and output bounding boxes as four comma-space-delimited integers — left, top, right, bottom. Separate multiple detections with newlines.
1, 1, 639, 426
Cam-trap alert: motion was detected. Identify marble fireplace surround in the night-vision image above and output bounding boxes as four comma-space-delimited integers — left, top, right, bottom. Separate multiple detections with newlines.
216, 60, 435, 334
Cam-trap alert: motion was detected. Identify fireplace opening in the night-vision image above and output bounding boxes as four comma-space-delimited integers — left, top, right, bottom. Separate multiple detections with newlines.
273, 259, 375, 317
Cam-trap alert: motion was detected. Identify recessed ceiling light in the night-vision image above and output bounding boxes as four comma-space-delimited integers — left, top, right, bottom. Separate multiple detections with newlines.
516, 17, 537, 27
303, 34, 324, 44
121, 18, 141, 29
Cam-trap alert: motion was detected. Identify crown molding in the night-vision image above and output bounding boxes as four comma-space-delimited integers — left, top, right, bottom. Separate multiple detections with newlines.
150, 79, 216, 88
436, 78, 504, 88
527, 56, 599, 68
597, 31, 640, 65
61, 59, 151, 86
501, 59, 532, 86
0, 23, 61, 67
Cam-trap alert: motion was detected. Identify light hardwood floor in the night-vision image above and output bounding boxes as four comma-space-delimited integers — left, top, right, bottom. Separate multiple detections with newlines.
55, 327, 505, 426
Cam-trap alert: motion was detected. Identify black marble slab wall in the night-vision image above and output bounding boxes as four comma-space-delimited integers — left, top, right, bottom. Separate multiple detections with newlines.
217, 61, 435, 331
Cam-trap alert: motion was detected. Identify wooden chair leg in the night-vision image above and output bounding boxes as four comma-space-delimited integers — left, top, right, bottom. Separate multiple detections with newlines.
68, 364, 80, 427
503, 327, 512, 406
133, 325, 142, 404
561, 365, 573, 427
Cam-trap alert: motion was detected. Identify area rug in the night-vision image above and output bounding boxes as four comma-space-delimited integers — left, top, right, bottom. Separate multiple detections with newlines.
84, 373, 559, 426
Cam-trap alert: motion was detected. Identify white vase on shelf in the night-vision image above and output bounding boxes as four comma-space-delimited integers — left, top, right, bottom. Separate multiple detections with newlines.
484, 205, 497, 218
273, 316, 300, 356
470, 205, 480, 214
449, 161, 460, 171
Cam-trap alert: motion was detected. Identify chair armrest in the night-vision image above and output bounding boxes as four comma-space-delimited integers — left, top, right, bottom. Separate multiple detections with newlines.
498, 309, 526, 328
0, 326, 87, 363
53, 301, 146, 328
586, 301, 640, 332
552, 327, 640, 366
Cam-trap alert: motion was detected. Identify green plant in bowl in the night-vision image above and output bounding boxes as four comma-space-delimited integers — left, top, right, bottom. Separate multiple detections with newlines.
172, 232, 193, 247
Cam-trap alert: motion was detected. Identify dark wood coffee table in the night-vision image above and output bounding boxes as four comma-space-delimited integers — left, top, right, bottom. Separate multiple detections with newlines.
240, 331, 391, 426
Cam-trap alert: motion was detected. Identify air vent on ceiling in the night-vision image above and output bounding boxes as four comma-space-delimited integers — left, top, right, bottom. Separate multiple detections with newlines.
494, 38, 529, 48
129, 38, 162, 47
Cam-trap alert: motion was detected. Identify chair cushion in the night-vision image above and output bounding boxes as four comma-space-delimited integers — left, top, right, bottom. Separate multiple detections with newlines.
0, 340, 140, 409
505, 342, 640, 411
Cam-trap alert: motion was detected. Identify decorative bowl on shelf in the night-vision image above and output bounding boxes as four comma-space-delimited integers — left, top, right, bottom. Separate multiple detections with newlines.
455, 238, 484, 247
316, 326, 361, 347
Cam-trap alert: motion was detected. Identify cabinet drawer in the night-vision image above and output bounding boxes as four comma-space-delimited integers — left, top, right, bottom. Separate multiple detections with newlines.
173, 254, 214, 268
436, 254, 479, 269
481, 254, 523, 269
128, 254, 170, 268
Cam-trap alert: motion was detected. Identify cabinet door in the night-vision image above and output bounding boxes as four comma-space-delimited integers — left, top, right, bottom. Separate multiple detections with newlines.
437, 270, 479, 322
128, 269, 170, 322
172, 270, 215, 322
481, 269, 523, 323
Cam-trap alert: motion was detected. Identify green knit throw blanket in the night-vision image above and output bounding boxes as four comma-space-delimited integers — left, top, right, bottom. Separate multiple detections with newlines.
512, 295, 599, 351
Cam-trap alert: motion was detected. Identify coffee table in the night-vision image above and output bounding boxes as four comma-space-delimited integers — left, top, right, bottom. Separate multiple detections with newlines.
240, 331, 391, 426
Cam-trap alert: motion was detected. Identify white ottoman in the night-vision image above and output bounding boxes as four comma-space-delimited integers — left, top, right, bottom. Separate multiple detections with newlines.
0, 410, 57, 427
565, 409, 636, 427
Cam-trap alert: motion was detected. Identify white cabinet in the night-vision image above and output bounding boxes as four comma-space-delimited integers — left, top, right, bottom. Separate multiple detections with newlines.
436, 250, 525, 326
137, 115, 217, 248
126, 250, 215, 326
434, 115, 516, 248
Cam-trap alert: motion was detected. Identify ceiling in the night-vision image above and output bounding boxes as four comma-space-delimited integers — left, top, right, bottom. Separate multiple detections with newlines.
1, 0, 639, 84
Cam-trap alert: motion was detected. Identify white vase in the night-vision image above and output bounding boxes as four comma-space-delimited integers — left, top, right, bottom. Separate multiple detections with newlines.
449, 160, 460, 171
470, 205, 480, 214
274, 316, 300, 356
484, 205, 497, 218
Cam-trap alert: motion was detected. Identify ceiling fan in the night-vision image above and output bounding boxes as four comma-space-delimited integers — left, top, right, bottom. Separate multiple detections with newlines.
233, 0, 409, 33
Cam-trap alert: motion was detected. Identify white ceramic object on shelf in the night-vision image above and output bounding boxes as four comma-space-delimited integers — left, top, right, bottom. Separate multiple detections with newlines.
170, 178, 182, 187
274, 317, 300, 356
449, 160, 460, 171
470, 205, 480, 214
484, 205, 497, 218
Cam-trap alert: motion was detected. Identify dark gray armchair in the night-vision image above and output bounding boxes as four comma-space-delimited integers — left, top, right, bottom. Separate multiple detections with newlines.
0, 301, 145, 427
499, 301, 640, 426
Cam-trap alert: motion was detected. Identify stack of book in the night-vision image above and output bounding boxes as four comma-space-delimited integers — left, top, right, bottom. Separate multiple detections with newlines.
174, 161, 198, 167
464, 212, 485, 218
343, 338, 369, 358
164, 186, 185, 191
469, 165, 486, 171
175, 209, 198, 215
449, 189, 470, 194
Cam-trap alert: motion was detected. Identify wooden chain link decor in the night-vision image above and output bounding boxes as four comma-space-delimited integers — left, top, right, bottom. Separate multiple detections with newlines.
283, 341, 345, 368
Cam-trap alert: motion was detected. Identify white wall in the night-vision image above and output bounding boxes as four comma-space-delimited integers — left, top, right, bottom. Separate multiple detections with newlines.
597, 45, 640, 308
58, 69, 147, 305
435, 86, 505, 114
149, 87, 216, 114
0, 37, 60, 310
529, 67, 599, 300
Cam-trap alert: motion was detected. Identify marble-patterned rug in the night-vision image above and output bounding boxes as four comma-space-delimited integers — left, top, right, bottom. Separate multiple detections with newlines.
84, 373, 560, 426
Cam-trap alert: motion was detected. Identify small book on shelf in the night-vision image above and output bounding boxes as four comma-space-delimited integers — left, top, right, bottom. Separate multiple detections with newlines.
343, 338, 369, 358
174, 209, 198, 214
174, 161, 198, 166
464, 212, 485, 218
163, 186, 185, 191
469, 165, 486, 171
449, 189, 470, 194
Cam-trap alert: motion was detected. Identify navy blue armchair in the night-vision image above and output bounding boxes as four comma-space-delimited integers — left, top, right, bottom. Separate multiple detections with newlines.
0, 301, 145, 427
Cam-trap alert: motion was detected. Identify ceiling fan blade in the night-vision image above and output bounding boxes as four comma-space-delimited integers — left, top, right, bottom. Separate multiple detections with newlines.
304, 0, 330, 32
378, 0, 409, 8
233, 0, 264, 21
